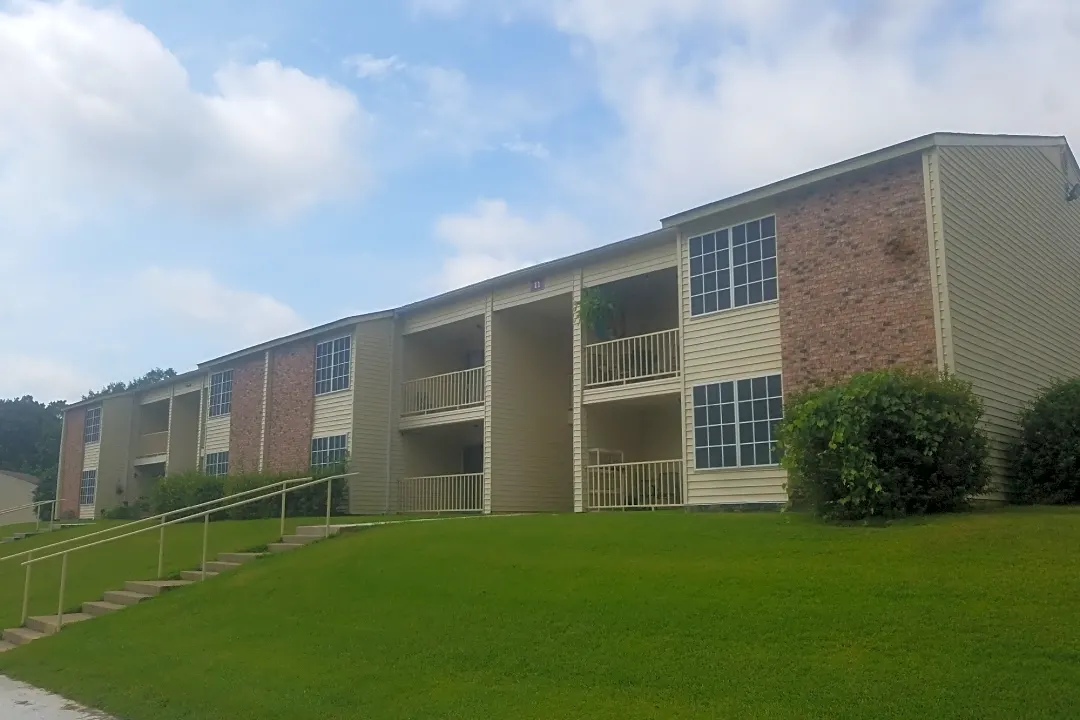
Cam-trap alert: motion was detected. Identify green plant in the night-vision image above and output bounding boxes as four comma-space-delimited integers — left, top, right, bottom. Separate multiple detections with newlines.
150, 471, 226, 516
103, 502, 138, 521
778, 369, 990, 520
574, 287, 616, 339
1011, 378, 1080, 504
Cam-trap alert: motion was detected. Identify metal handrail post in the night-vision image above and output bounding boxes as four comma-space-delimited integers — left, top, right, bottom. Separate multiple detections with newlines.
279, 480, 287, 539
57, 553, 68, 630
157, 516, 166, 579
325, 476, 332, 537
201, 514, 210, 581
21, 550, 32, 625
49, 499, 56, 532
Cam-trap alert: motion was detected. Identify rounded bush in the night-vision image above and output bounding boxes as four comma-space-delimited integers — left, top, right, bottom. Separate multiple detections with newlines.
1012, 378, 1080, 504
778, 369, 990, 521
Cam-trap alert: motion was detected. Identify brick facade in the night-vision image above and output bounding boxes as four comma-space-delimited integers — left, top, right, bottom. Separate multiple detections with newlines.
58, 408, 86, 517
229, 355, 266, 473
264, 340, 315, 473
777, 155, 938, 393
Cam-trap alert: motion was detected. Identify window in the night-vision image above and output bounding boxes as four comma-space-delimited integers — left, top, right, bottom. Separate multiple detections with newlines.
83, 407, 101, 444
693, 374, 783, 469
315, 336, 351, 395
205, 451, 229, 476
311, 435, 348, 468
79, 470, 97, 506
208, 370, 233, 417
689, 216, 777, 317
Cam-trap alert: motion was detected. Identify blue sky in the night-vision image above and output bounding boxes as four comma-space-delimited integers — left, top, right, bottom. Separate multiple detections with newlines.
2, 0, 1078, 402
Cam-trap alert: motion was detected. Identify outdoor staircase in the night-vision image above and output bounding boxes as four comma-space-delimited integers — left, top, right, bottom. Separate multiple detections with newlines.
1, 524, 86, 545
0, 524, 343, 653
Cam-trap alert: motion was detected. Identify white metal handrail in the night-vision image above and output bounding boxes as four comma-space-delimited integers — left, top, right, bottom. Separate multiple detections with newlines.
17, 472, 357, 630
0, 499, 57, 533
402, 367, 485, 415
399, 473, 483, 513
586, 459, 683, 510
584, 328, 680, 388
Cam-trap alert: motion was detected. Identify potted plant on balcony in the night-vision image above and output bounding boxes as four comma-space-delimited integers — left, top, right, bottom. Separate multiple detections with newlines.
575, 288, 618, 341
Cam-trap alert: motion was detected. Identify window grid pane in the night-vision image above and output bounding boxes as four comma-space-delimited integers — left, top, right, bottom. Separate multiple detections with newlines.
205, 451, 229, 477
79, 470, 97, 506
692, 381, 738, 469
208, 370, 233, 417
688, 216, 777, 317
83, 407, 101, 444
693, 374, 784, 469
315, 336, 352, 395
311, 435, 348, 467
735, 374, 784, 466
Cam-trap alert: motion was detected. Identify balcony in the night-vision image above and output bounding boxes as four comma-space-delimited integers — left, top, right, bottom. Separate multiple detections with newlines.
398, 473, 484, 513
402, 367, 485, 416
586, 459, 684, 510
136, 431, 168, 458
584, 328, 680, 389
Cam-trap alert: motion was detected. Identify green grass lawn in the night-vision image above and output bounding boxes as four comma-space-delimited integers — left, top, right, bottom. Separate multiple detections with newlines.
3, 509, 1080, 719
0, 515, 386, 631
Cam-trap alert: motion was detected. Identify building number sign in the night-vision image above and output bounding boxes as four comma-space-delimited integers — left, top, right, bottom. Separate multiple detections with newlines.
529, 278, 544, 292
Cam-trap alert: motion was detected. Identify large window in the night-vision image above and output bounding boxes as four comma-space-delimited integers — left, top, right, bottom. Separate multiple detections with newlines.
83, 407, 101, 444
311, 435, 348, 468
693, 374, 783, 469
689, 216, 777, 317
79, 470, 97, 506
315, 336, 352, 395
205, 451, 229, 476
208, 370, 233, 417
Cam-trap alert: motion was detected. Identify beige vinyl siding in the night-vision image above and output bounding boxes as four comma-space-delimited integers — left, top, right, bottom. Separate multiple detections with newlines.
489, 307, 573, 512
167, 391, 200, 474
0, 474, 35, 522
82, 440, 100, 471
678, 227, 786, 505
492, 268, 575, 311
140, 386, 172, 404
203, 415, 230, 454
404, 295, 487, 334
350, 318, 395, 514
582, 237, 677, 287
313, 391, 353, 437
97, 395, 135, 514
938, 144, 1080, 492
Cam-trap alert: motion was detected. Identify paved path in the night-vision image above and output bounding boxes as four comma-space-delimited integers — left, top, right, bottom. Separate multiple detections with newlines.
0, 676, 114, 719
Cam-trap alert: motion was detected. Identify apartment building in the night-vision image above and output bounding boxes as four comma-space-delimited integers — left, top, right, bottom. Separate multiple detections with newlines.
56, 132, 1080, 518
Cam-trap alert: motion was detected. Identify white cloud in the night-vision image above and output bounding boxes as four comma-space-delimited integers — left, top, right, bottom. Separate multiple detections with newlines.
502, 138, 550, 159
137, 268, 305, 347
344, 53, 406, 78
0, 0, 368, 222
0, 355, 98, 403
434, 198, 590, 288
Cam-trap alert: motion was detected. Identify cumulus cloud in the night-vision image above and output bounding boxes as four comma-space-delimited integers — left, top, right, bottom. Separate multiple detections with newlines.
137, 268, 305, 347
434, 199, 590, 288
0, 0, 367, 222
0, 355, 98, 403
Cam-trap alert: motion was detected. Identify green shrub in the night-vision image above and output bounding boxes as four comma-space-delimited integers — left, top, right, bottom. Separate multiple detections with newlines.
778, 369, 990, 521
1012, 378, 1080, 504
103, 502, 139, 521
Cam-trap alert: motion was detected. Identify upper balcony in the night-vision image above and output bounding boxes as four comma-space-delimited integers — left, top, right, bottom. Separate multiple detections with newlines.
581, 268, 681, 402
401, 315, 486, 427
134, 398, 170, 463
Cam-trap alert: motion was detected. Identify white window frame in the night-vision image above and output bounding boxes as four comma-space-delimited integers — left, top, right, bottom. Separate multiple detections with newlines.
688, 215, 778, 318
205, 451, 229, 476
315, 336, 352, 395
208, 370, 233, 417
311, 434, 348, 468
83, 407, 102, 444
692, 373, 784, 470
79, 469, 98, 506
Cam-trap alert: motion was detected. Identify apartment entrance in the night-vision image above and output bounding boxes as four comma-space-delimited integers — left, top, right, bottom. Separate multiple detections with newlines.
399, 421, 484, 513
489, 294, 574, 512
583, 393, 684, 510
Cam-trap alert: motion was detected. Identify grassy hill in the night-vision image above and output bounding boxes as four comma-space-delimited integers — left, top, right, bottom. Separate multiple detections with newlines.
2, 509, 1079, 719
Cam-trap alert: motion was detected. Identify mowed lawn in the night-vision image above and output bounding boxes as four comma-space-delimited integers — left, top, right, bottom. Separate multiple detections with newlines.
0, 515, 382, 631
3, 509, 1080, 719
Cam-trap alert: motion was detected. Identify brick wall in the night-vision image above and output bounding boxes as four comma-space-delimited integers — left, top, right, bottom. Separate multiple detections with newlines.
265, 340, 315, 474
777, 155, 938, 392
58, 408, 85, 517
229, 355, 266, 473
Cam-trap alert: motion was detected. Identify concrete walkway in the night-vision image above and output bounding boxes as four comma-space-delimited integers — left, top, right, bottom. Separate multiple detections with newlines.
0, 676, 114, 719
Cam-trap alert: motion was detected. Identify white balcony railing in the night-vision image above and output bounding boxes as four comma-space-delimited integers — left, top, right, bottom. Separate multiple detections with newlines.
584, 329, 680, 389
586, 459, 684, 510
136, 431, 168, 458
399, 474, 484, 513
402, 367, 485, 416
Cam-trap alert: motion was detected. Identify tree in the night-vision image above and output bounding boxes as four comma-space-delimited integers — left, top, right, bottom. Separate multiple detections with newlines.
83, 367, 177, 400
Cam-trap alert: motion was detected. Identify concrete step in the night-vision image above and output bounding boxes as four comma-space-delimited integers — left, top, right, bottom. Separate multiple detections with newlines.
124, 580, 192, 597
203, 560, 241, 574
83, 601, 125, 617
280, 534, 320, 545
268, 542, 304, 553
26, 613, 93, 635
103, 590, 152, 606
295, 525, 342, 537
180, 570, 219, 581
217, 552, 262, 565
0, 640, 14, 653
2, 627, 44, 646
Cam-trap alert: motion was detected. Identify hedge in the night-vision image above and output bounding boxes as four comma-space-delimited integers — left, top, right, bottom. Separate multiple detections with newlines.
1012, 378, 1080, 504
